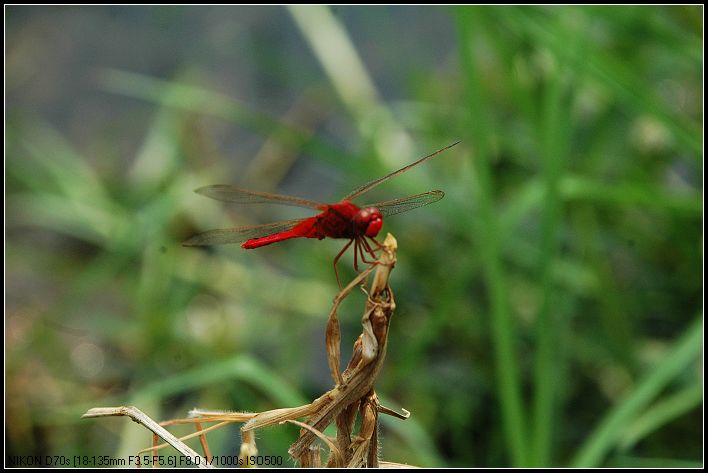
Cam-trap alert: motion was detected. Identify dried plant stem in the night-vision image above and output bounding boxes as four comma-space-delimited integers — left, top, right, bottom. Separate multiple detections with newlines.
83, 233, 404, 468
327, 263, 377, 385
288, 233, 398, 466
81, 406, 213, 469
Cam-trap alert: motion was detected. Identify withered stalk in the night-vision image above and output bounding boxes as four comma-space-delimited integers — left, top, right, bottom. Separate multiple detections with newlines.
83, 233, 406, 468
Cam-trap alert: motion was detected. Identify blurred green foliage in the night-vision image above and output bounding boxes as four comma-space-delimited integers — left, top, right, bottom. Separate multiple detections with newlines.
5, 5, 702, 467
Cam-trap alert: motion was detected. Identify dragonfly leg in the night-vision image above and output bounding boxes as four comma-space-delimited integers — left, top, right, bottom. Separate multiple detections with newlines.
333, 239, 354, 287
359, 237, 380, 265
353, 238, 361, 272
368, 237, 385, 250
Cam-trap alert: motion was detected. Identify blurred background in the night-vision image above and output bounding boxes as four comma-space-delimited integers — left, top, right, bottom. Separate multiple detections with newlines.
5, 5, 702, 468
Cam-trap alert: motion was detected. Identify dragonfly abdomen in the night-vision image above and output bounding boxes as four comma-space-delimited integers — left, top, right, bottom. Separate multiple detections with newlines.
241, 218, 320, 248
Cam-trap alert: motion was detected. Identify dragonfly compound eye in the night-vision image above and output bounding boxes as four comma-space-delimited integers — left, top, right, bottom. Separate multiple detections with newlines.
363, 208, 383, 237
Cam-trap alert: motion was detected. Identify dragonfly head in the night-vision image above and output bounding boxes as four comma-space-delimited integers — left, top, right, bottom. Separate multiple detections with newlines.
354, 207, 383, 238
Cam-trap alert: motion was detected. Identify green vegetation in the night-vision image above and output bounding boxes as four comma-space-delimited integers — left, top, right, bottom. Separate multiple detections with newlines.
6, 6, 702, 467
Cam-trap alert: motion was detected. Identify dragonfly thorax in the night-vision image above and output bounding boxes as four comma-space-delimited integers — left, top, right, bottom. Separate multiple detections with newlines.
353, 207, 383, 238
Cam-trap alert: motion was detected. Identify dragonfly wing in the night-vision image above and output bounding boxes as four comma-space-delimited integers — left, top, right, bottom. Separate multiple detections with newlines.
344, 141, 460, 200
196, 185, 325, 210
183, 218, 307, 246
367, 190, 445, 218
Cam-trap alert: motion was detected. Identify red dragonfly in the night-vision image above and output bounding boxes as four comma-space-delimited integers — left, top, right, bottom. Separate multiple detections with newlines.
184, 141, 460, 284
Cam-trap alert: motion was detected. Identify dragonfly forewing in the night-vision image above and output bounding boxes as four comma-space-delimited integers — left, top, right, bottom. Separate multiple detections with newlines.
344, 141, 460, 200
196, 185, 325, 210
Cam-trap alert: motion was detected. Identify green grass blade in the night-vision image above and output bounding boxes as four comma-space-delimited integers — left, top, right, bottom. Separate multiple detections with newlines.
571, 316, 702, 467
455, 6, 528, 466
531, 37, 571, 466
618, 384, 702, 452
